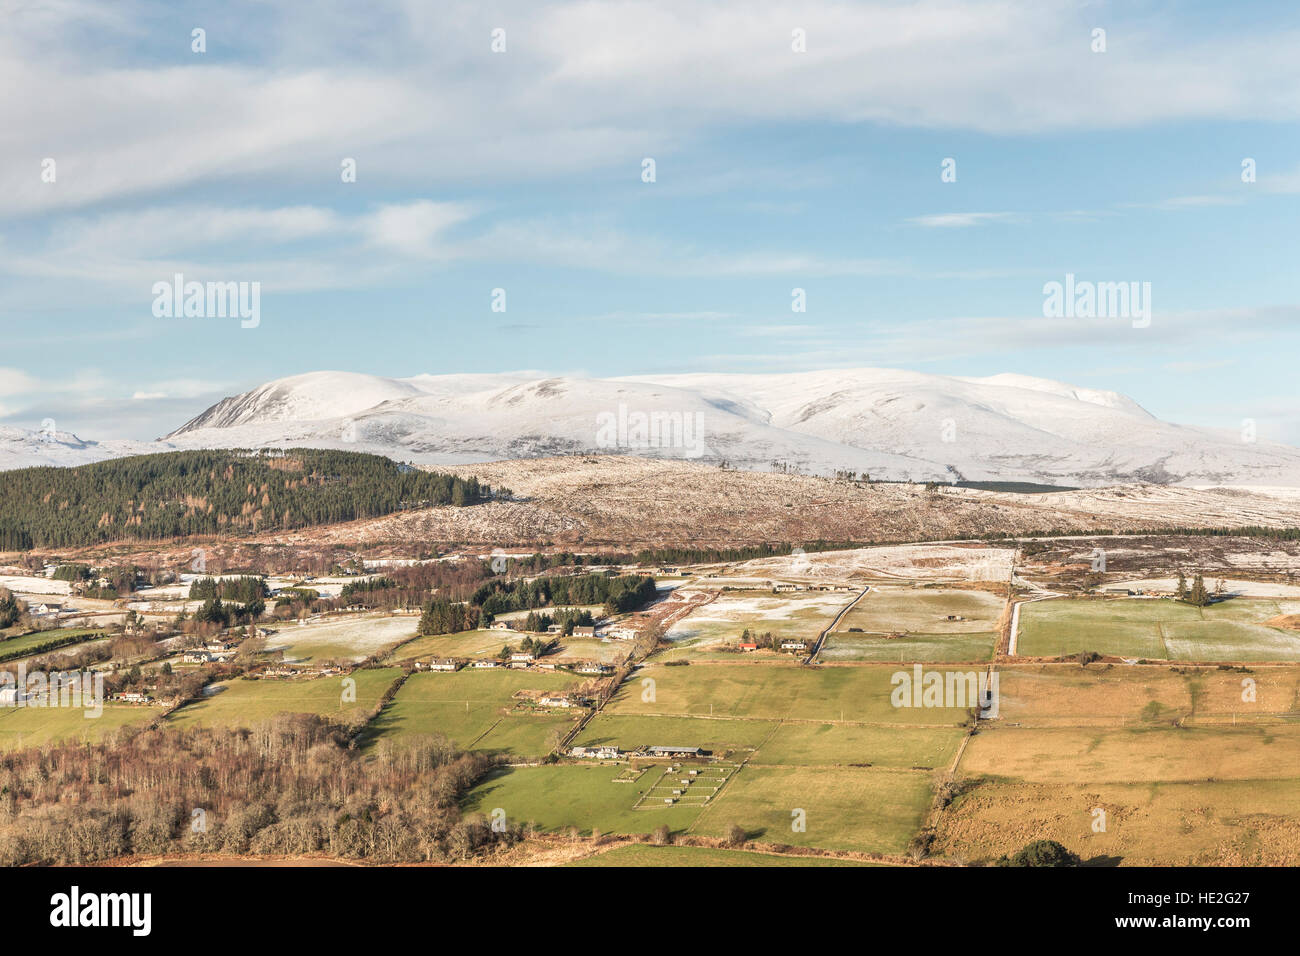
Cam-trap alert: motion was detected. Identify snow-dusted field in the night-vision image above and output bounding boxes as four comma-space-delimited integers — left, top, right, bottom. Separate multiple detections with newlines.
265, 614, 419, 662
0, 575, 71, 597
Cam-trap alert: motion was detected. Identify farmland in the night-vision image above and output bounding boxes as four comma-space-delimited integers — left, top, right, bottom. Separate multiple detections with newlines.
0, 703, 157, 750
820, 586, 1002, 663
267, 614, 418, 663
166, 668, 401, 728
1017, 597, 1300, 661
929, 661, 1300, 865
662, 590, 850, 657
368, 669, 580, 756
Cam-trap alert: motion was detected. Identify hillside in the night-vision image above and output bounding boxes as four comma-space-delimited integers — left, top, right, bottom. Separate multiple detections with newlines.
0, 449, 490, 549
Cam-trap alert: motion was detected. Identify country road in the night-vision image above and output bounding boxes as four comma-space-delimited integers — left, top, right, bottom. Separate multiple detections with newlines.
806, 585, 871, 663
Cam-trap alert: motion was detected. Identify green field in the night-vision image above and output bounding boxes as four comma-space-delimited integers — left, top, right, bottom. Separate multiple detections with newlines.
463, 764, 703, 837
568, 844, 881, 866
0, 703, 156, 750
369, 669, 580, 755
166, 668, 401, 728
749, 722, 965, 769
693, 766, 934, 854
1017, 598, 1300, 661
607, 662, 971, 725
386, 629, 507, 662
820, 631, 998, 663
0, 627, 105, 662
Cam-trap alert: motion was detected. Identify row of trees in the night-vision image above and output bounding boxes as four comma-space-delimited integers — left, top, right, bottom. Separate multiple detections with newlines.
474, 572, 657, 617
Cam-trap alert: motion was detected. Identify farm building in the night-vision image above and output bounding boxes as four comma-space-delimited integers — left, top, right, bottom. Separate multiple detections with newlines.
780, 641, 808, 651
471, 660, 500, 668
646, 746, 707, 758
572, 660, 613, 674
489, 621, 514, 631
737, 642, 758, 652
599, 625, 638, 641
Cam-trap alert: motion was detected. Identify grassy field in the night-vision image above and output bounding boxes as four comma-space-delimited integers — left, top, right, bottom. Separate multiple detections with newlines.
933, 658, 1300, 865
607, 662, 972, 725
568, 844, 881, 866
749, 722, 965, 769
960, 723, 1300, 784
369, 669, 580, 755
1017, 597, 1300, 661
693, 766, 934, 854
994, 664, 1300, 726
167, 668, 401, 728
386, 628, 508, 662
0, 627, 105, 661
820, 631, 998, 663
0, 703, 157, 750
463, 764, 703, 837
931, 778, 1300, 866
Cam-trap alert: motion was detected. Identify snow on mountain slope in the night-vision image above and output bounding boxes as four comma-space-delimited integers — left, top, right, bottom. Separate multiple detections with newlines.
0, 426, 156, 471
6, 368, 1300, 487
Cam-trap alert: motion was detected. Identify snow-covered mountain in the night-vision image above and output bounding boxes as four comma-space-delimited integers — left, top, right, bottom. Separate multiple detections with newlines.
6, 368, 1300, 487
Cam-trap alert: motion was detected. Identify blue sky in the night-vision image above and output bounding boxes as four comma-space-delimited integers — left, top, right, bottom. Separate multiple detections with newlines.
1, 0, 1298, 442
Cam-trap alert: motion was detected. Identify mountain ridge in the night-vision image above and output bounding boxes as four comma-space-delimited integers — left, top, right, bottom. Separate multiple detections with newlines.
5, 368, 1299, 487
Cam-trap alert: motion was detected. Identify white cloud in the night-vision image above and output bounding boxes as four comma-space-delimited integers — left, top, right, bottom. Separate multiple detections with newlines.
906, 212, 1022, 228
4, 1, 1300, 217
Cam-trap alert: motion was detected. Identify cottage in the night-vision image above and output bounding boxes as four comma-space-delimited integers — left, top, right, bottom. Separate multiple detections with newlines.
538, 694, 574, 709
737, 642, 758, 652
572, 660, 612, 675
489, 621, 514, 631
419, 659, 460, 672
546, 624, 564, 634
571, 625, 596, 638
780, 641, 807, 651
182, 650, 213, 664
510, 652, 536, 663
471, 660, 500, 669
570, 745, 618, 760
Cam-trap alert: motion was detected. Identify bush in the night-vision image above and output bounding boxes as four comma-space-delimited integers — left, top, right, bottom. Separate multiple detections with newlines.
998, 839, 1080, 867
